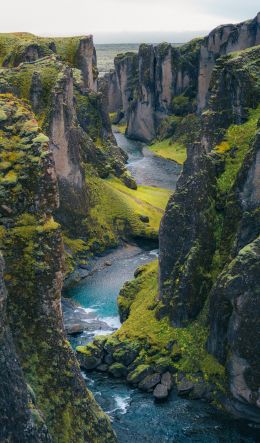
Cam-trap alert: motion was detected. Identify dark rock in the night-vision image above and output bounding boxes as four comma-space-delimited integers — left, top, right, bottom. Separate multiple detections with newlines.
96, 364, 109, 372
177, 379, 194, 396
104, 353, 114, 365
138, 373, 161, 391
161, 372, 173, 390
77, 353, 102, 370
108, 363, 128, 378
127, 365, 153, 385
139, 215, 150, 223
153, 383, 169, 400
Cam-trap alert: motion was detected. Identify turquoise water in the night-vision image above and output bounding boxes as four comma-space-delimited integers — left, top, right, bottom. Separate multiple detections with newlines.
66, 246, 157, 335
67, 245, 259, 443
66, 134, 259, 442
114, 131, 181, 190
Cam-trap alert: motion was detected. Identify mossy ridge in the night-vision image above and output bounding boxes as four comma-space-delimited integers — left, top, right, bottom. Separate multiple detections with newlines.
0, 32, 92, 69
0, 94, 115, 443
83, 173, 171, 253
79, 261, 226, 394
0, 59, 61, 126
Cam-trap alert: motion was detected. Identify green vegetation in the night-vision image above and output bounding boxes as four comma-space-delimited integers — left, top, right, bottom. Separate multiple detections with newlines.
214, 106, 260, 193
149, 138, 187, 164
84, 173, 171, 253
79, 261, 226, 391
115, 261, 225, 383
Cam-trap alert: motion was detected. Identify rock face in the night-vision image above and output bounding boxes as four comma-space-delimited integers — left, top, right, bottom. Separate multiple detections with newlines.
0, 254, 51, 443
0, 33, 127, 239
103, 14, 260, 142
197, 12, 260, 111
159, 44, 260, 422
75, 36, 98, 91
0, 95, 116, 442
99, 70, 122, 113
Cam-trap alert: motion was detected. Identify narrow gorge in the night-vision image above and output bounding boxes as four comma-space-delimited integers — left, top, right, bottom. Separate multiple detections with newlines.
0, 10, 259, 443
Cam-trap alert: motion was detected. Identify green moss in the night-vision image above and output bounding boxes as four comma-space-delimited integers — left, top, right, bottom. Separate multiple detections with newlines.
32, 133, 49, 144
83, 173, 171, 253
110, 261, 226, 389
0, 94, 115, 443
149, 138, 187, 164
0, 109, 7, 121
215, 106, 260, 193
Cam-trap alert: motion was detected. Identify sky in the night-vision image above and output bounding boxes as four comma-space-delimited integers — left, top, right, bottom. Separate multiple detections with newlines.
1, 0, 259, 43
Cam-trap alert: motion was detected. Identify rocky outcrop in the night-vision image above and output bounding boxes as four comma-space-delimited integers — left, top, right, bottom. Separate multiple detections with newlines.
75, 36, 98, 91
0, 94, 116, 442
197, 12, 260, 111
0, 37, 127, 240
103, 40, 201, 142
99, 70, 122, 113
207, 236, 260, 423
104, 13, 260, 142
159, 44, 260, 422
0, 33, 98, 92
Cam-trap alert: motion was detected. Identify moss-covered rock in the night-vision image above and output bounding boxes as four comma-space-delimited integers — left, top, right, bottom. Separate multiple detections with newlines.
0, 94, 116, 442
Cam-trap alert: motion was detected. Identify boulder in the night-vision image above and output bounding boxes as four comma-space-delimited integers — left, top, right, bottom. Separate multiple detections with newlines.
77, 353, 101, 370
127, 365, 153, 385
177, 379, 194, 396
96, 364, 108, 372
108, 363, 128, 378
104, 353, 114, 365
153, 383, 169, 400
161, 372, 173, 390
138, 373, 161, 391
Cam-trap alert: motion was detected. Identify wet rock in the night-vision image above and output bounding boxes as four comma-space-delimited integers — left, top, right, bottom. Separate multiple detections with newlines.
190, 381, 213, 400
62, 297, 112, 335
177, 379, 194, 396
138, 373, 161, 391
113, 348, 139, 367
104, 353, 114, 365
77, 353, 101, 370
153, 383, 169, 400
96, 364, 108, 372
109, 363, 128, 378
161, 372, 173, 390
127, 365, 153, 385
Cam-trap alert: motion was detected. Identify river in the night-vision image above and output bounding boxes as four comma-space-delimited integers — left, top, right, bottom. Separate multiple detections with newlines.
65, 133, 258, 443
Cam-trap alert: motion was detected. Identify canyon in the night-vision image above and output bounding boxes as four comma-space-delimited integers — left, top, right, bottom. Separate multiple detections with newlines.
0, 11, 259, 443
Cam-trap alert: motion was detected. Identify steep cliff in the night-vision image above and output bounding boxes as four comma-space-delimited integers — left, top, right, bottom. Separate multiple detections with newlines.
0, 33, 131, 255
0, 253, 51, 443
78, 43, 260, 425
104, 39, 201, 142
104, 13, 260, 143
159, 45, 260, 421
0, 94, 116, 442
197, 12, 260, 110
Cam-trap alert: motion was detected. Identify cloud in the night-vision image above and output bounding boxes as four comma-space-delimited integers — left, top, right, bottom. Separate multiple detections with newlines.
0, 0, 258, 41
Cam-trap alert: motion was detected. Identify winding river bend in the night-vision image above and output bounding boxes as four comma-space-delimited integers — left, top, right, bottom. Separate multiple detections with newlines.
65, 134, 258, 443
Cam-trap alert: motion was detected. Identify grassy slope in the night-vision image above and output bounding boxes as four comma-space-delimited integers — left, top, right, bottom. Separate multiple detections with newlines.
149, 138, 187, 164
83, 174, 171, 253
115, 262, 224, 380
